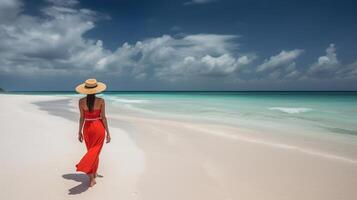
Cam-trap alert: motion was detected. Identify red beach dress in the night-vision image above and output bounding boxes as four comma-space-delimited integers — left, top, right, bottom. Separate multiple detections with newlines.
76, 109, 105, 174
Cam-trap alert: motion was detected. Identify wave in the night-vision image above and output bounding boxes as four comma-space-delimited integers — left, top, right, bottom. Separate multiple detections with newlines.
111, 98, 150, 104
269, 107, 312, 114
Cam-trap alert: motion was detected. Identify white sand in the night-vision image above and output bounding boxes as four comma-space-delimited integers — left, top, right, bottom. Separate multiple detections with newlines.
1, 94, 357, 200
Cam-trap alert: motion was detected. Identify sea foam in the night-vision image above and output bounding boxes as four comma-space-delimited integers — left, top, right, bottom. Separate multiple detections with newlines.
111, 98, 149, 104
269, 107, 312, 114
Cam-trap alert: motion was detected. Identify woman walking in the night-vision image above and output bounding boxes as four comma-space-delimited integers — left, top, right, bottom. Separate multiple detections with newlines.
75, 78, 111, 187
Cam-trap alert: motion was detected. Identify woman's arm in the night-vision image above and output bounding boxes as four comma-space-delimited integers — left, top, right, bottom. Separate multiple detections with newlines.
78, 100, 84, 142
100, 99, 111, 143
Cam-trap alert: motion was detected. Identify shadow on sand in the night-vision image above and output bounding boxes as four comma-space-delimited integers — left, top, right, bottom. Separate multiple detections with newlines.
62, 173, 89, 195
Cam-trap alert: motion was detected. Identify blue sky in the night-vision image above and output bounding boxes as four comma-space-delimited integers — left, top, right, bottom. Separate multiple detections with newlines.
0, 0, 357, 91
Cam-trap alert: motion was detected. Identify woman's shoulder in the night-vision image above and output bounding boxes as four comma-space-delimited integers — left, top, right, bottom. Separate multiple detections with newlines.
96, 97, 105, 101
96, 97, 105, 105
79, 97, 86, 103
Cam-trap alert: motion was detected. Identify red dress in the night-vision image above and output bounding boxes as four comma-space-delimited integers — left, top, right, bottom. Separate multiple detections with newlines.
76, 109, 105, 174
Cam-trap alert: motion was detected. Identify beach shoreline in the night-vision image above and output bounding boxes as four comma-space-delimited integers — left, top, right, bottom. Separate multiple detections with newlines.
1, 93, 357, 200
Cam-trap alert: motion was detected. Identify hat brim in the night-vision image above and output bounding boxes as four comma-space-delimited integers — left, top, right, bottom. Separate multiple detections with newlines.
75, 82, 107, 94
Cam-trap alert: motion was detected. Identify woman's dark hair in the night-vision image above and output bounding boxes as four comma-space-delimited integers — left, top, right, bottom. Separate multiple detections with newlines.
86, 94, 96, 112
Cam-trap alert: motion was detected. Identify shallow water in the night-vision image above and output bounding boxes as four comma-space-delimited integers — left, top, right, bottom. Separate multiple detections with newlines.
100, 92, 357, 137
8, 91, 357, 138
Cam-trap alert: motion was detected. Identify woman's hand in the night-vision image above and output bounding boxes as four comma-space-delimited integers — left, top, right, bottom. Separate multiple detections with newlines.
106, 133, 111, 143
78, 132, 83, 143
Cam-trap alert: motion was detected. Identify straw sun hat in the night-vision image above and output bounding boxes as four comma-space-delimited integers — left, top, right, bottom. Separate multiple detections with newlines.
75, 78, 107, 94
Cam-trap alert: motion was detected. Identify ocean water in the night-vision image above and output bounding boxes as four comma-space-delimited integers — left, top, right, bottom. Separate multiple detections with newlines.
102, 92, 357, 137
8, 91, 357, 137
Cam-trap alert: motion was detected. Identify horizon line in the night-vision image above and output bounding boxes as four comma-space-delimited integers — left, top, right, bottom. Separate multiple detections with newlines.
2, 90, 357, 93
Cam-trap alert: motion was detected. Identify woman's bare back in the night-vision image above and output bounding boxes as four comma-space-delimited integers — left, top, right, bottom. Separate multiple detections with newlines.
79, 97, 104, 111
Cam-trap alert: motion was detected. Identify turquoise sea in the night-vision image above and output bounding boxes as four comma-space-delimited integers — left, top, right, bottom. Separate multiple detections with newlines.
7, 91, 357, 138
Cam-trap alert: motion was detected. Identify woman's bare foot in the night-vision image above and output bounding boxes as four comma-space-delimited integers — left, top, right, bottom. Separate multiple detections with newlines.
89, 179, 97, 187
88, 174, 96, 187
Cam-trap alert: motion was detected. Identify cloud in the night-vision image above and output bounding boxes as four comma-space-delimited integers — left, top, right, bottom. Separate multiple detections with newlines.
257, 49, 304, 72
307, 44, 339, 77
333, 61, 357, 80
0, 1, 254, 81
0, 0, 108, 75
0, 0, 23, 24
2, 0, 356, 90
184, 0, 217, 6
306, 44, 357, 79
258, 45, 357, 81
95, 34, 256, 81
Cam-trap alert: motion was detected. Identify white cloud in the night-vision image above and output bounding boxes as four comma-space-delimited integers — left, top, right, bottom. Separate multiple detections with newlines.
304, 43, 357, 79
0, 1, 254, 81
96, 34, 255, 81
308, 43, 339, 75
0, 0, 108, 75
257, 49, 304, 72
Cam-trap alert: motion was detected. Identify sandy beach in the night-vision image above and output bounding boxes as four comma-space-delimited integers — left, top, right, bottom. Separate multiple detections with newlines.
1, 94, 357, 200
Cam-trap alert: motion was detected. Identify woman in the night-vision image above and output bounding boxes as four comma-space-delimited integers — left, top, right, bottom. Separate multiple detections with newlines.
75, 78, 111, 187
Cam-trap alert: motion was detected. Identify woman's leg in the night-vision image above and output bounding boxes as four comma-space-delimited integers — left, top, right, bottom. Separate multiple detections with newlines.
88, 173, 96, 187
92, 157, 99, 178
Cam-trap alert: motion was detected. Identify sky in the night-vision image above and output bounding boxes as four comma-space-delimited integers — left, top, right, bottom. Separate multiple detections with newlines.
0, 0, 357, 91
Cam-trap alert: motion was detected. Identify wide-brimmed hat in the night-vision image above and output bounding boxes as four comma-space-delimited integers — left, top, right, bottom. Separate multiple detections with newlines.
75, 78, 107, 94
